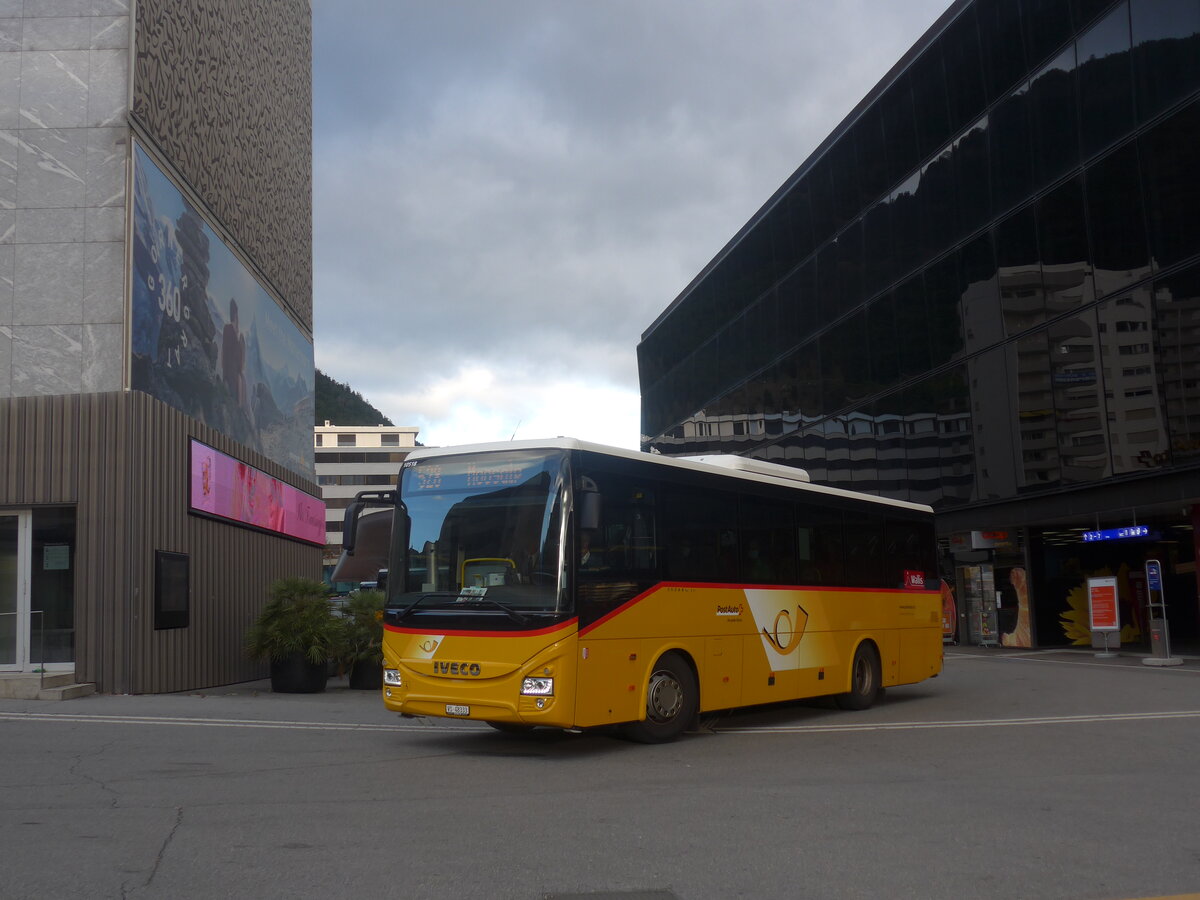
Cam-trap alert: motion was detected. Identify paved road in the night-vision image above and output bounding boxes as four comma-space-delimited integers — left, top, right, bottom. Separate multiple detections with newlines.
2, 648, 1199, 900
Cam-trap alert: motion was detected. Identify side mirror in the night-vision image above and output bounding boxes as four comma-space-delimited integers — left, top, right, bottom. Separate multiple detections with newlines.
342, 500, 365, 553
580, 492, 602, 531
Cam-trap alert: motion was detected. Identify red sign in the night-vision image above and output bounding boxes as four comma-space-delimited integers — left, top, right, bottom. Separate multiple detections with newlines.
904, 570, 926, 590
1087, 578, 1120, 632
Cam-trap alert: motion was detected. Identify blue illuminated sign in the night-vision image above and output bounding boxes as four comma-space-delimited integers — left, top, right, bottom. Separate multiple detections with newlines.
1081, 525, 1150, 542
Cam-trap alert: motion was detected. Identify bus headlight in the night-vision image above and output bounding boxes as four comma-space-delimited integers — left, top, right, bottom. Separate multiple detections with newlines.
521, 676, 554, 696
383, 668, 402, 687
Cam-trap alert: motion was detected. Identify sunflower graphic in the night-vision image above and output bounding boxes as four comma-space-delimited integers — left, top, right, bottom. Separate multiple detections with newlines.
1059, 564, 1143, 645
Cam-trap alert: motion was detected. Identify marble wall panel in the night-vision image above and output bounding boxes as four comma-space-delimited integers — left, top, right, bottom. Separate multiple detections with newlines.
20, 50, 90, 127
0, 243, 12, 323
86, 47, 124, 126
25, 1, 127, 17
0, 325, 10, 394
0, 210, 13, 243
90, 16, 126, 50
83, 204, 120, 241
22, 17, 90, 51
14, 241, 84, 324
10, 322, 81, 395
0, 128, 16, 206
82, 320, 119, 390
0, 54, 19, 128
17, 206, 84, 242
18, 126, 87, 207
82, 240, 120, 322
0, 18, 20, 53
83, 124, 124, 206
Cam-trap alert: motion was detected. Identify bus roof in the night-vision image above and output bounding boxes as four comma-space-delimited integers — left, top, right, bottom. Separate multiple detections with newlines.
405, 438, 934, 515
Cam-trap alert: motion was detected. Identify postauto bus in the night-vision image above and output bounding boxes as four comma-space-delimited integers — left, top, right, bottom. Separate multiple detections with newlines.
340, 439, 942, 742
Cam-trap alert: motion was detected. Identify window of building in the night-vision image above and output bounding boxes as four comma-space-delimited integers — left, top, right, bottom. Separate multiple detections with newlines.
381, 433, 400, 446
337, 434, 356, 447
315, 434, 323, 446
1078, 1, 1135, 158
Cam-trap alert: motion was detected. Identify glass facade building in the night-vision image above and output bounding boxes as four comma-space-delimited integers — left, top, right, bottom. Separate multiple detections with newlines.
638, 0, 1200, 649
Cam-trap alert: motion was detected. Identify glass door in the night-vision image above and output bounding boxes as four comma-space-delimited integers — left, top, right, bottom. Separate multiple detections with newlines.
0, 510, 32, 670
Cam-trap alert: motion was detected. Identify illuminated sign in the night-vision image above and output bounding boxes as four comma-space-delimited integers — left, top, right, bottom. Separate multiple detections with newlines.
1081, 525, 1149, 542
189, 440, 324, 545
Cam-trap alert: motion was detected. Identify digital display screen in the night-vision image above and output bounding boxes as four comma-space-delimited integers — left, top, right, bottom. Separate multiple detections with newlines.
189, 440, 325, 545
403, 453, 555, 494
1081, 525, 1149, 542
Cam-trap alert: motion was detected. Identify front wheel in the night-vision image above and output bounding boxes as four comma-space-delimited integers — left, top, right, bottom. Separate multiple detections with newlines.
835, 642, 881, 710
623, 652, 697, 744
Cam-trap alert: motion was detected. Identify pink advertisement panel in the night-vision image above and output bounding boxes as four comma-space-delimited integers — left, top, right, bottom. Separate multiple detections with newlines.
190, 440, 325, 545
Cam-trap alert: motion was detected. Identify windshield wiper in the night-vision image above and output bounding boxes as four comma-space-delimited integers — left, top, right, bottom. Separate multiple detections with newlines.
393, 591, 461, 618
458, 597, 530, 625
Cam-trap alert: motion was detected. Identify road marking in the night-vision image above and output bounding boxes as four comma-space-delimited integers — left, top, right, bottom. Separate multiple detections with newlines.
945, 652, 1200, 672
0, 711, 478, 732
713, 709, 1200, 734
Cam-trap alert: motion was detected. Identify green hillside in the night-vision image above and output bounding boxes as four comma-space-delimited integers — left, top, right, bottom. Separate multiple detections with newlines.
315, 369, 393, 426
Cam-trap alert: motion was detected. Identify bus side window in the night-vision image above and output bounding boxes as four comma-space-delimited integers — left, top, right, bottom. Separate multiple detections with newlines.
843, 511, 884, 588
740, 494, 796, 585
884, 518, 936, 587
797, 505, 843, 586
664, 488, 738, 583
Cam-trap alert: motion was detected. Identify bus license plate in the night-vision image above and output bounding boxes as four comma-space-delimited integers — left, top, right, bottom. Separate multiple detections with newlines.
445, 704, 470, 717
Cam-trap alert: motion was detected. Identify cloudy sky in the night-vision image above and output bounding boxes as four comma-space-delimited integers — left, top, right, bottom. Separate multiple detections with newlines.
312, 1, 951, 450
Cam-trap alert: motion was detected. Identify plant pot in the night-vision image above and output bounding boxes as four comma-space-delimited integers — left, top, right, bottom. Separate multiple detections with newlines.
269, 654, 329, 693
348, 659, 382, 690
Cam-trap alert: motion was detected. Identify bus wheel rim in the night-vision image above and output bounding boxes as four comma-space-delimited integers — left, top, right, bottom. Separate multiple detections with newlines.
854, 655, 872, 694
647, 670, 683, 722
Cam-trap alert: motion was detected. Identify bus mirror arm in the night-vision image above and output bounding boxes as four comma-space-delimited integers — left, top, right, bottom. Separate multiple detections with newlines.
342, 489, 397, 554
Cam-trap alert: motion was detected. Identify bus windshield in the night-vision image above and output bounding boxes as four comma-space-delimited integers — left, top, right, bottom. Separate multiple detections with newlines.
392, 449, 569, 616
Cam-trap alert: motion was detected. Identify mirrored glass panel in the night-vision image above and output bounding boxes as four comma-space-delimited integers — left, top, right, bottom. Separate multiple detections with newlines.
1085, 142, 1152, 296
1077, 1, 1134, 158
1150, 266, 1200, 466
1037, 176, 1095, 316
1140, 99, 1200, 271
1048, 309, 1112, 482
1131, 0, 1200, 123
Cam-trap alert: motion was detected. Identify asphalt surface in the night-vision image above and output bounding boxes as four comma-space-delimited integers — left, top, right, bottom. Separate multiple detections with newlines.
2, 647, 1200, 900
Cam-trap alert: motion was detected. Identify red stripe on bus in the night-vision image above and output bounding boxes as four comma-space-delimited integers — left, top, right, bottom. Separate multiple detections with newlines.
384, 619, 578, 639
577, 581, 939, 636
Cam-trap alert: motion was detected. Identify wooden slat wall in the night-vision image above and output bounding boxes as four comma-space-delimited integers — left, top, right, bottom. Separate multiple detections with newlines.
0, 391, 321, 693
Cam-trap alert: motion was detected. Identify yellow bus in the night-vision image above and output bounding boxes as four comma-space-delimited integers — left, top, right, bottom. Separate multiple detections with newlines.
341, 438, 942, 742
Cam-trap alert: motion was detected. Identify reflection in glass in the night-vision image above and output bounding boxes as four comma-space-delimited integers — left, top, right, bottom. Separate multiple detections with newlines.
1, 516, 16, 666
1037, 177, 1095, 315
954, 115, 991, 237
1151, 266, 1200, 466
1077, 1, 1134, 158
1085, 142, 1152, 296
1140, 100, 1200, 272
990, 80, 1034, 215
995, 206, 1046, 336
1029, 45, 1079, 188
1131, 0, 1200, 123
1101, 287, 1167, 474
1048, 310, 1111, 482
1010, 329, 1061, 488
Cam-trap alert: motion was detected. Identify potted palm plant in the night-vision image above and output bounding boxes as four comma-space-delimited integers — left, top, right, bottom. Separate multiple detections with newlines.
246, 577, 343, 693
341, 589, 385, 690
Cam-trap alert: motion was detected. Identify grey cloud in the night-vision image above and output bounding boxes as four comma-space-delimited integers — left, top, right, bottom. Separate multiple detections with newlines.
313, 1, 952, 429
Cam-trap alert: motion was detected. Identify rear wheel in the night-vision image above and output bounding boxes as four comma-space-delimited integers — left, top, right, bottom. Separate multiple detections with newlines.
836, 642, 881, 710
623, 652, 697, 744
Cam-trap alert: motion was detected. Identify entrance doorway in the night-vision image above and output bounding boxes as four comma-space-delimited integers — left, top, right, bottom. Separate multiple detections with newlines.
0, 508, 75, 672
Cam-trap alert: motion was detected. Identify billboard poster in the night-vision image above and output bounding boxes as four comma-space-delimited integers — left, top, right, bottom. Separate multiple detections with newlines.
189, 440, 325, 545
130, 142, 315, 477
